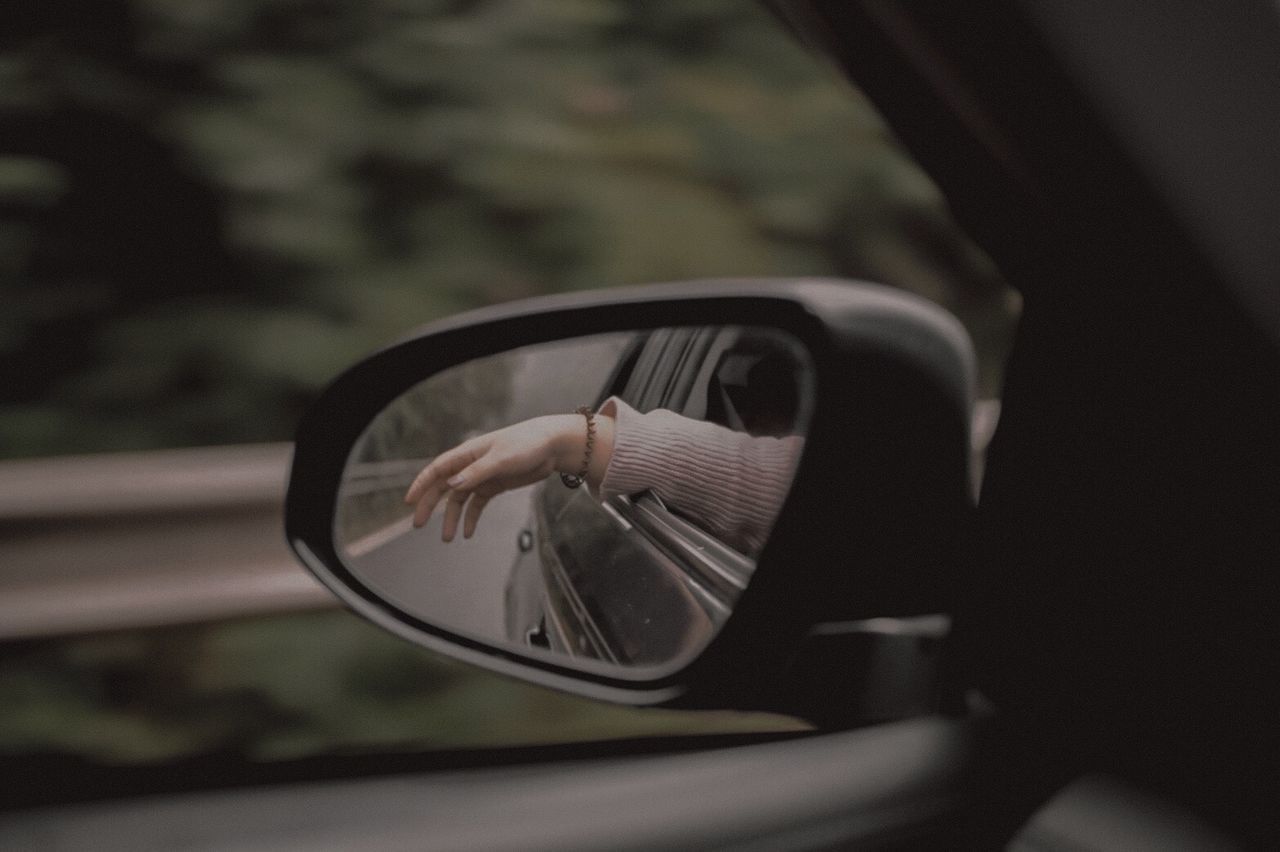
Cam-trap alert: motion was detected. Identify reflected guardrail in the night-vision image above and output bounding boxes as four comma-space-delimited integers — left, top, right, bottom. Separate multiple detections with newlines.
0, 402, 1000, 640
339, 458, 429, 498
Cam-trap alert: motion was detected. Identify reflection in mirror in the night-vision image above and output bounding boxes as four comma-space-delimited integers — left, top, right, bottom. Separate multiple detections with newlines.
335, 326, 814, 675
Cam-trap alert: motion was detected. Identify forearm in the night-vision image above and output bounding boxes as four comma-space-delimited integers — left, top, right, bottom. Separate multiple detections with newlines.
596, 398, 802, 553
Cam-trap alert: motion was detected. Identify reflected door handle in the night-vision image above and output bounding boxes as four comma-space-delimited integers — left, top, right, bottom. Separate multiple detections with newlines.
525, 619, 550, 649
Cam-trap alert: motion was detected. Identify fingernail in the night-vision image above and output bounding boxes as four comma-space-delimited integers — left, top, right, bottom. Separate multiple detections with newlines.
447, 474, 465, 488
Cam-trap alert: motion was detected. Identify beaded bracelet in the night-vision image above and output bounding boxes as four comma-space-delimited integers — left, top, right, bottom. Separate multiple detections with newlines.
560, 406, 596, 489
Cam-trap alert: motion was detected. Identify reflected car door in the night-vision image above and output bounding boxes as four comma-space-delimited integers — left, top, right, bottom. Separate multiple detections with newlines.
505, 326, 802, 667
505, 328, 714, 667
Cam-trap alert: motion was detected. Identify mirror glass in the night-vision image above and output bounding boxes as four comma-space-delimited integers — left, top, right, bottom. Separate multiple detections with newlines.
334, 326, 814, 676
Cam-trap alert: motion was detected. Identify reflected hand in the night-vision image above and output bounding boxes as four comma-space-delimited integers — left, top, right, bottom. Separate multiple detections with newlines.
404, 413, 614, 542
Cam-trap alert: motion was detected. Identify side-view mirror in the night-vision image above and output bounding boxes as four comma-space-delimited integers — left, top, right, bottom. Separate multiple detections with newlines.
286, 279, 975, 722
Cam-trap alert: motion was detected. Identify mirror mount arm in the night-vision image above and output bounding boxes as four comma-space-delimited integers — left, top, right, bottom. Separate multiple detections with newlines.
769, 617, 952, 729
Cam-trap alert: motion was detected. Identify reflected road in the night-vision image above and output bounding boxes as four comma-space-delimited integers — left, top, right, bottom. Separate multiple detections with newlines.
339, 484, 537, 639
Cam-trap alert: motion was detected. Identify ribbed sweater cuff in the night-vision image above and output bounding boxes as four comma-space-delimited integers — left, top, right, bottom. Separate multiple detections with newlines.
599, 397, 802, 554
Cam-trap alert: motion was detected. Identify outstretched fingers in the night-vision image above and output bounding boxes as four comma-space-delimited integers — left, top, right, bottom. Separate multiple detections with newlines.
405, 442, 480, 528
462, 494, 490, 539
437, 457, 504, 541
402, 420, 554, 540
435, 489, 492, 542
409, 481, 447, 528
405, 444, 467, 503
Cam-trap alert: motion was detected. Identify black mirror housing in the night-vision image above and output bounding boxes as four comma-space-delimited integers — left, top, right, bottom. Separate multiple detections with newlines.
286, 278, 975, 717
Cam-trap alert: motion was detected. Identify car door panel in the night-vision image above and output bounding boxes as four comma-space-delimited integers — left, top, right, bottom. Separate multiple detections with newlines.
0, 718, 978, 852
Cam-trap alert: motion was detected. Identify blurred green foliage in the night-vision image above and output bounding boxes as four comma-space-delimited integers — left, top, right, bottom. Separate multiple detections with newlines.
0, 610, 802, 764
1, 0, 1014, 459
0, 0, 1016, 770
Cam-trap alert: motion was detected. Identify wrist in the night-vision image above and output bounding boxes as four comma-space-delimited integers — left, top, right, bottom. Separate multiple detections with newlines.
549, 410, 614, 488
549, 414, 588, 473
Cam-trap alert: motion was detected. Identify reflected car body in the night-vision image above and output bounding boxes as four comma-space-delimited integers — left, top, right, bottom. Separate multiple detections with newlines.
505, 326, 808, 666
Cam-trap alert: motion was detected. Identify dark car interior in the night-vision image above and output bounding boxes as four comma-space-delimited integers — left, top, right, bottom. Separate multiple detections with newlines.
800, 0, 1280, 845
704, 332, 806, 438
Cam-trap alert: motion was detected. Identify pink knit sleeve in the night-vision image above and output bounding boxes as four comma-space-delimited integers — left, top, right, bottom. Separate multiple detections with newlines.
598, 397, 803, 555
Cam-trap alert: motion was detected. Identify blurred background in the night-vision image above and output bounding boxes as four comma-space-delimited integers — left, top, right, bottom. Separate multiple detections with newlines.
0, 0, 1017, 792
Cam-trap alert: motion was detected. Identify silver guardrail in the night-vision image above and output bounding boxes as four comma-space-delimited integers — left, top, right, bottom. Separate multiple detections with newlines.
0, 443, 334, 641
